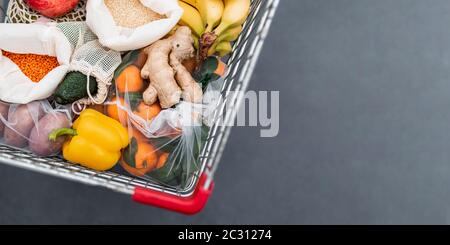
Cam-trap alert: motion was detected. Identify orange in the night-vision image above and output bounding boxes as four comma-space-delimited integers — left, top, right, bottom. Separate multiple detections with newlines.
130, 128, 146, 142
134, 102, 161, 121
135, 143, 158, 170
121, 160, 152, 177
116, 65, 144, 93
107, 97, 129, 125
121, 141, 158, 177
156, 152, 169, 169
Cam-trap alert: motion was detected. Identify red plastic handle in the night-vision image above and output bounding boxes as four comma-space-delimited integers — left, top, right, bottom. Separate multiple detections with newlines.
132, 174, 214, 215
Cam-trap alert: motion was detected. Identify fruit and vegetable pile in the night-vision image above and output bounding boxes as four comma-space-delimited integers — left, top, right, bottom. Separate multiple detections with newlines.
0, 0, 250, 188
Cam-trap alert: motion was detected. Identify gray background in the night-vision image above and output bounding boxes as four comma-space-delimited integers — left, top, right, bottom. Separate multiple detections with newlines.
2, 0, 450, 224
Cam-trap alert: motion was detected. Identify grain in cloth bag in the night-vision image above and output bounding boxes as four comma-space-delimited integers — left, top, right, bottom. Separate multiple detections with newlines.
86, 0, 182, 51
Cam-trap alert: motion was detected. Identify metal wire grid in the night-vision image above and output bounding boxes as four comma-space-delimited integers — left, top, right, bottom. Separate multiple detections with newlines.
0, 0, 279, 198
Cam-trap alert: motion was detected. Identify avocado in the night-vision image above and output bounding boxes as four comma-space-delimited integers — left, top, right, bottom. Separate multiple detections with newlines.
54, 72, 98, 105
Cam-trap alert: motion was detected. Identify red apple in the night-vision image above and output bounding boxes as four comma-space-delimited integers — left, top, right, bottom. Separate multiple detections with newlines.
25, 0, 79, 18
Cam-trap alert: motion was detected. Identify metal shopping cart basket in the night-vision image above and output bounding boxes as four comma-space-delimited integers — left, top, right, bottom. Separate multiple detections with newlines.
0, 0, 279, 215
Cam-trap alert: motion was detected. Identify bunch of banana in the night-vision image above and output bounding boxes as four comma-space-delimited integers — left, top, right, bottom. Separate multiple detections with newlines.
178, 0, 251, 59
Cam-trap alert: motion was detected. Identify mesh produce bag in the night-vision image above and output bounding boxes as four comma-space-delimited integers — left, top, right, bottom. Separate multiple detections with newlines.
6, 0, 87, 23
56, 22, 122, 106
56, 21, 97, 50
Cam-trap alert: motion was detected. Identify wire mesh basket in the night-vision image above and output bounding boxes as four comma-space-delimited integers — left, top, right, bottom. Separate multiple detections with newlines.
0, 0, 279, 214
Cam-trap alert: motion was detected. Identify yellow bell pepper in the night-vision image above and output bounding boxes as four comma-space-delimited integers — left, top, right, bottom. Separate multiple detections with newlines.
49, 109, 129, 171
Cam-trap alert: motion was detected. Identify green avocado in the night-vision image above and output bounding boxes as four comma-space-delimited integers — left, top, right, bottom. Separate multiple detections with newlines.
54, 72, 98, 105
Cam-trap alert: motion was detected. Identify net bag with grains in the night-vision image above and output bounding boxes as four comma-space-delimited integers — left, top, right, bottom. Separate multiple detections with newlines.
86, 0, 183, 51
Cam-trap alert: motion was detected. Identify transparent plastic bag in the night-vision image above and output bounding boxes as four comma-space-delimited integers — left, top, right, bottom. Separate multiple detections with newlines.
100, 50, 227, 189
0, 100, 72, 157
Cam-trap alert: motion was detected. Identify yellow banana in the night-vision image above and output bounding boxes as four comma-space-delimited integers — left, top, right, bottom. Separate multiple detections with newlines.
208, 25, 242, 56
178, 0, 205, 37
197, 0, 224, 33
215, 42, 233, 57
218, 25, 243, 42
213, 0, 251, 36
193, 34, 199, 50
181, 0, 198, 7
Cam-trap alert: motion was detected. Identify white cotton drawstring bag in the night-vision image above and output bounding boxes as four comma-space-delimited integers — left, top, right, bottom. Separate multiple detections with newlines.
0, 23, 72, 104
86, 0, 183, 52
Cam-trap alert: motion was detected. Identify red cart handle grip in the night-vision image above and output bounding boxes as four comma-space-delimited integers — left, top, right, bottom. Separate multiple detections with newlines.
132, 174, 214, 215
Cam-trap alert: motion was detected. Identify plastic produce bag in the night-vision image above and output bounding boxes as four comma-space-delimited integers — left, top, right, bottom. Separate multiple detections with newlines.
0, 100, 72, 157
100, 51, 226, 189
85, 0, 182, 52
118, 106, 209, 188
0, 23, 72, 104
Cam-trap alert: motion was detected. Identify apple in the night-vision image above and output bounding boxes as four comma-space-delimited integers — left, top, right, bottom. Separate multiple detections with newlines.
25, 0, 80, 18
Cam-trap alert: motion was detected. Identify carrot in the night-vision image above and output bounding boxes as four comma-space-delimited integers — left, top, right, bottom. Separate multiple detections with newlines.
116, 65, 144, 93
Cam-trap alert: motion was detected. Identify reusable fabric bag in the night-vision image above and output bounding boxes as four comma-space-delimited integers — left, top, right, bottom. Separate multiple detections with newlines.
0, 23, 72, 104
56, 22, 122, 106
85, 0, 182, 52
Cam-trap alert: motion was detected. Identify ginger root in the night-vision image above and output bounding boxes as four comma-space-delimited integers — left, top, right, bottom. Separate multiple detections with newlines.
141, 26, 203, 109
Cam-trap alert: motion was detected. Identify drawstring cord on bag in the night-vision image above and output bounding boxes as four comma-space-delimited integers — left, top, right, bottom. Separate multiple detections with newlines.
86, 68, 104, 105
83, 52, 113, 106
71, 101, 86, 115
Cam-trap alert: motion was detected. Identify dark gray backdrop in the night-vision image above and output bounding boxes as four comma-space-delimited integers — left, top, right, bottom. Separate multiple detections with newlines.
2, 0, 450, 224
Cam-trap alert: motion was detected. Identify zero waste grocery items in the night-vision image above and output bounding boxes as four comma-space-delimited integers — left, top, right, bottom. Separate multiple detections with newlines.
0, 23, 72, 104
0, 0, 251, 190
86, 0, 183, 51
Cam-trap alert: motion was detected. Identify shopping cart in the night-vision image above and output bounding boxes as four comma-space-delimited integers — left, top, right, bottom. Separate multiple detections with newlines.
0, 0, 279, 214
